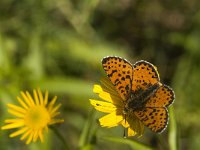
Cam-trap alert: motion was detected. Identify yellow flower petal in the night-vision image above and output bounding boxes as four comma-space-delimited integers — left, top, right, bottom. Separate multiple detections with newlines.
17, 96, 28, 110
120, 119, 130, 128
37, 88, 44, 106
20, 91, 34, 107
44, 91, 48, 106
49, 119, 64, 125
90, 76, 144, 137
2, 121, 25, 129
51, 112, 61, 118
93, 84, 102, 94
99, 92, 123, 105
10, 127, 28, 137
20, 129, 32, 141
8, 109, 25, 118
26, 91, 36, 106
128, 127, 137, 136
33, 89, 40, 105
38, 129, 44, 143
4, 119, 24, 123
7, 104, 26, 114
90, 99, 117, 113
99, 111, 123, 127
26, 131, 34, 144
33, 130, 39, 142
50, 104, 61, 115
2, 89, 63, 144
48, 96, 57, 112
93, 85, 123, 105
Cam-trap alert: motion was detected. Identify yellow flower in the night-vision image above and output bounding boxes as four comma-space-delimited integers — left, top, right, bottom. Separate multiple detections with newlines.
89, 77, 144, 137
1, 88, 64, 144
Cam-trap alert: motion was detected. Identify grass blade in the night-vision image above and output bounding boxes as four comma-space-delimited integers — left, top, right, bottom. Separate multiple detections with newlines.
79, 109, 96, 148
168, 106, 177, 150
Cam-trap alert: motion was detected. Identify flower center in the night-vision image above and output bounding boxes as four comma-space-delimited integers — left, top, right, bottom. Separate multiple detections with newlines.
24, 106, 51, 130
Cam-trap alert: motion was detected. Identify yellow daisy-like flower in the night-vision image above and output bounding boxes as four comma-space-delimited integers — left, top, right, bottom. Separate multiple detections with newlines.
1, 89, 64, 144
89, 77, 144, 137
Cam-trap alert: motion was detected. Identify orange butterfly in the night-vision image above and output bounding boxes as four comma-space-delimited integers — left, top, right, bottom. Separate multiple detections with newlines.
102, 56, 175, 133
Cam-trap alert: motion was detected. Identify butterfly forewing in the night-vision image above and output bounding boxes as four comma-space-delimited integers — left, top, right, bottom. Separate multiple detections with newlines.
134, 107, 168, 133
146, 85, 175, 107
132, 60, 160, 93
102, 56, 133, 100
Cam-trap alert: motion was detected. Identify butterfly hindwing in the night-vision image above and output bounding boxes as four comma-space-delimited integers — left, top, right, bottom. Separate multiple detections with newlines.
134, 107, 168, 133
146, 85, 175, 107
102, 56, 133, 100
132, 60, 160, 93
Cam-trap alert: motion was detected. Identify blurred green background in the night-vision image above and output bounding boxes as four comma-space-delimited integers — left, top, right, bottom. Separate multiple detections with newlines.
0, 0, 200, 149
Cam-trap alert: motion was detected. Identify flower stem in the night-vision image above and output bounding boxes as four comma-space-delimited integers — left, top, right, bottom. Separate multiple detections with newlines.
50, 126, 69, 150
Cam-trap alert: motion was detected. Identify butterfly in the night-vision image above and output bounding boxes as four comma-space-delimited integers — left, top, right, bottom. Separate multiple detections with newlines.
102, 56, 175, 133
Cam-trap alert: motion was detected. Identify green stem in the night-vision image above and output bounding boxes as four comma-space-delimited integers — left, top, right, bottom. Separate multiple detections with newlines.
78, 109, 95, 148
168, 106, 177, 150
50, 126, 69, 150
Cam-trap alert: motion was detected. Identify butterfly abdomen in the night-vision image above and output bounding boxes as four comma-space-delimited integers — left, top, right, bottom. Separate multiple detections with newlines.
127, 83, 161, 111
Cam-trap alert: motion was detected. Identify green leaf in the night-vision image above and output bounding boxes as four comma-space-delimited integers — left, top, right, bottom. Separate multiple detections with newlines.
101, 136, 155, 150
